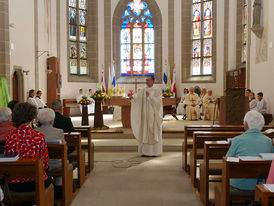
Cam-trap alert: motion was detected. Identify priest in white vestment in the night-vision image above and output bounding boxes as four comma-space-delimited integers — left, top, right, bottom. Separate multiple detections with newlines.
87, 89, 95, 114
35, 90, 47, 109
203, 90, 218, 121
130, 76, 163, 157
183, 87, 202, 120
176, 88, 188, 116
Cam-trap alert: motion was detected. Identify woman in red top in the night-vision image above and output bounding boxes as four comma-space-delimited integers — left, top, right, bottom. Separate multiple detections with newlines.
4, 102, 52, 192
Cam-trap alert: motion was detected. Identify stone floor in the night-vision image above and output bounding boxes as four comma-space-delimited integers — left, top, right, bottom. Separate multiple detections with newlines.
70, 152, 201, 206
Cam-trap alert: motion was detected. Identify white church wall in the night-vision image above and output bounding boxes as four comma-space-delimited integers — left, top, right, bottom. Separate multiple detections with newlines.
249, 0, 274, 116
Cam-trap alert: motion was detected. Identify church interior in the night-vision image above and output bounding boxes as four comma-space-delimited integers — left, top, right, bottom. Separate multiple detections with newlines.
1, 0, 274, 205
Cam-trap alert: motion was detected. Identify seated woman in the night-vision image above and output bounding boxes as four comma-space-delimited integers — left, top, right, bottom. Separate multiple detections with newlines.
226, 110, 274, 191
249, 92, 257, 110
36, 108, 65, 171
4, 102, 52, 192
0, 107, 15, 143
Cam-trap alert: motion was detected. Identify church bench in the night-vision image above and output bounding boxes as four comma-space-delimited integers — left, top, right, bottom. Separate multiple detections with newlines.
0, 159, 54, 206
47, 143, 73, 206
74, 126, 94, 173
190, 131, 245, 188
63, 99, 80, 117
64, 132, 87, 188
182, 125, 274, 171
263, 113, 273, 125
215, 157, 272, 206
255, 184, 274, 206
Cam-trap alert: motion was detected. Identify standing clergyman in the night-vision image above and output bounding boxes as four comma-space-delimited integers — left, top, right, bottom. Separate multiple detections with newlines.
129, 76, 163, 157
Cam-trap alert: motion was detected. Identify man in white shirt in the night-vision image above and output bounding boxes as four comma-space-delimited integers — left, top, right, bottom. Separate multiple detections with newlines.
35, 90, 47, 109
256, 92, 267, 114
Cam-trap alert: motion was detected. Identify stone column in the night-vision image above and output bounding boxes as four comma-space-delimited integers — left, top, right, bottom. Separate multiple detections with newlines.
0, 0, 10, 89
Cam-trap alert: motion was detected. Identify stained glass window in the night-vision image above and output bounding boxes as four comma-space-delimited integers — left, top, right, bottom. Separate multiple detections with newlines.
120, 0, 155, 76
68, 0, 88, 75
191, 0, 213, 76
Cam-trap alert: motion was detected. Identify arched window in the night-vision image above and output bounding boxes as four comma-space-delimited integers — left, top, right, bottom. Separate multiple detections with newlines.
68, 0, 88, 75
192, 0, 214, 76
120, 0, 155, 76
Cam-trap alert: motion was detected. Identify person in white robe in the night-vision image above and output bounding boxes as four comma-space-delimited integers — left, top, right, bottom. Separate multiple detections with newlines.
203, 90, 218, 121
87, 89, 95, 114
129, 76, 163, 157
76, 89, 84, 113
177, 88, 188, 116
200, 88, 207, 115
35, 90, 47, 109
249, 92, 257, 110
256, 92, 267, 114
183, 87, 202, 120
27, 89, 38, 108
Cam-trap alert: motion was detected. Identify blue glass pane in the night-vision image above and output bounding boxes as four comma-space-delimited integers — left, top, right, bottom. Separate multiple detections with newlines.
141, 17, 146, 22
144, 9, 152, 17
79, 10, 86, 26
121, 19, 130, 28
129, 17, 134, 22
145, 19, 153, 28
69, 8, 76, 25
122, 10, 130, 18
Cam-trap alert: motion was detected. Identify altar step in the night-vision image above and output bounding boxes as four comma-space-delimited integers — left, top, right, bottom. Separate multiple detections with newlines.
92, 139, 182, 152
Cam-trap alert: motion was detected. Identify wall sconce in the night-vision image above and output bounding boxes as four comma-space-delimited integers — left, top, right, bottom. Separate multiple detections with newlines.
23, 70, 30, 75
46, 69, 53, 74
37, 50, 50, 58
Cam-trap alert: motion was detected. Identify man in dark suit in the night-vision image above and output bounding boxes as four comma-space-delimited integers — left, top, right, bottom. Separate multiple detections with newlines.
50, 100, 75, 133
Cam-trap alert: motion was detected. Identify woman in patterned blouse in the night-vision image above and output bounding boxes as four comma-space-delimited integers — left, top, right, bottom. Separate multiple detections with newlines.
4, 102, 52, 192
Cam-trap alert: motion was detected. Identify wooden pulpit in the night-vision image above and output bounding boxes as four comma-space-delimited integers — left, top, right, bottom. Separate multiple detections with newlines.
219, 88, 249, 125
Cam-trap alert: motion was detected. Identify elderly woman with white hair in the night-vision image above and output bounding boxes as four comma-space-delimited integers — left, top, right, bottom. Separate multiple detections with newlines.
0, 107, 15, 142
226, 110, 274, 191
36, 108, 65, 144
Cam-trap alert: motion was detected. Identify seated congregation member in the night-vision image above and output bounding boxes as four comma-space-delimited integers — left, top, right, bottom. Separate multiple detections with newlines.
0, 107, 15, 142
249, 92, 257, 110
177, 88, 188, 117
246, 89, 251, 99
7, 100, 19, 111
256, 92, 267, 114
27, 89, 38, 108
4, 102, 52, 192
35, 90, 47, 109
51, 100, 75, 133
226, 110, 274, 191
203, 90, 218, 121
183, 87, 202, 120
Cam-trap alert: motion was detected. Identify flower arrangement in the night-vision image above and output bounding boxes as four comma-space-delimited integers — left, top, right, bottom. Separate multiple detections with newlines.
127, 89, 134, 98
91, 89, 109, 100
162, 88, 173, 98
78, 96, 92, 105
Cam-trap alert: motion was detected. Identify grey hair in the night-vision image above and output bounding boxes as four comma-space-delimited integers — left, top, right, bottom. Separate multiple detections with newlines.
37, 108, 55, 124
50, 100, 62, 111
0, 107, 12, 122
244, 110, 265, 131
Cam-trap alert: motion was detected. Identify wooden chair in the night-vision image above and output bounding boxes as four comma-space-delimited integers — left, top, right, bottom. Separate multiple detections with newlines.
63, 99, 80, 117
0, 159, 54, 206
74, 126, 94, 173
64, 132, 87, 188
47, 143, 73, 206
215, 157, 272, 206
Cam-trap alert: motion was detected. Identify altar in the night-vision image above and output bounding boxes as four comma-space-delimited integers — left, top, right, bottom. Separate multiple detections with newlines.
108, 96, 177, 128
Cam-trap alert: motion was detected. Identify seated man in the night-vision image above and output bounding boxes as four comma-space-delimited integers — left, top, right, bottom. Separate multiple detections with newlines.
256, 92, 267, 114
177, 88, 188, 117
0, 107, 15, 142
35, 90, 47, 109
249, 92, 257, 110
183, 87, 202, 120
50, 100, 75, 133
203, 90, 218, 121
226, 110, 274, 191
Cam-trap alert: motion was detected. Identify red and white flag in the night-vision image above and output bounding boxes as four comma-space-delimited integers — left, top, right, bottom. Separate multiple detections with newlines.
101, 66, 106, 93
171, 67, 177, 95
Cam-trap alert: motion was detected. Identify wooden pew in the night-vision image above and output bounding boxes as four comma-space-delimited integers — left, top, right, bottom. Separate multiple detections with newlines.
63, 99, 80, 117
64, 132, 87, 188
74, 126, 94, 173
255, 184, 274, 206
0, 159, 54, 206
215, 157, 272, 206
190, 131, 244, 187
182, 125, 274, 171
47, 143, 73, 206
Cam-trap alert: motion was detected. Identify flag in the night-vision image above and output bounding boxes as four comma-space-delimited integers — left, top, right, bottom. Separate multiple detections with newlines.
111, 64, 116, 88
163, 63, 168, 85
167, 63, 171, 89
100, 67, 106, 93
171, 67, 177, 95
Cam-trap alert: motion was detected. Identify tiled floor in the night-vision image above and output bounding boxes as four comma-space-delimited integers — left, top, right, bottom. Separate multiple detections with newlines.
70, 152, 200, 206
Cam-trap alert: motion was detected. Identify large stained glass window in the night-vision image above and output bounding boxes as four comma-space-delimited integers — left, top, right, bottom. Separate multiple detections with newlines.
69, 0, 88, 75
120, 0, 155, 76
191, 0, 213, 76
241, 0, 248, 64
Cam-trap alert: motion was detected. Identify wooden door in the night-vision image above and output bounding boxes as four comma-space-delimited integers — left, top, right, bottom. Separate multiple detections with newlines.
12, 72, 19, 100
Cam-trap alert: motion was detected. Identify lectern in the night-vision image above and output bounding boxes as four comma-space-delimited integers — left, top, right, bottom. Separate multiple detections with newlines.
219, 88, 249, 125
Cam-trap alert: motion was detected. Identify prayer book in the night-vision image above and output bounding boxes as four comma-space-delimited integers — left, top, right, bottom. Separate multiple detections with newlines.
226, 157, 239, 162
259, 153, 274, 160
239, 156, 263, 161
0, 154, 19, 162
264, 184, 274, 192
